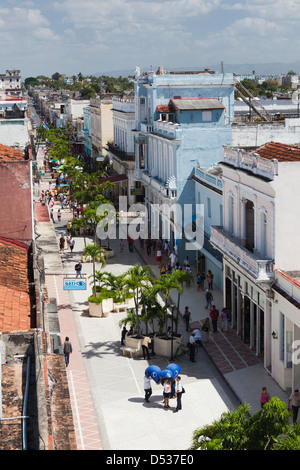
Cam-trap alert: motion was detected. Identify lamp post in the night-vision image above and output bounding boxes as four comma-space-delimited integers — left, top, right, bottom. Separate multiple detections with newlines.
170, 303, 176, 360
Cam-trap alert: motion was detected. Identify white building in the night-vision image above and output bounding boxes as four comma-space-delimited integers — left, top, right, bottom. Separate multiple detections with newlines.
89, 98, 113, 160
107, 98, 138, 205
271, 269, 300, 391
65, 99, 90, 124
0, 70, 22, 96
210, 142, 300, 385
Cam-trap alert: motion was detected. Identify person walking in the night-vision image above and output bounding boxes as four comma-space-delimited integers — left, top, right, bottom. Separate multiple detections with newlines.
202, 317, 211, 342
205, 289, 213, 310
169, 249, 177, 269
210, 305, 219, 333
141, 336, 151, 360
50, 208, 55, 223
221, 307, 228, 332
75, 261, 82, 278
183, 306, 191, 332
144, 372, 152, 403
188, 332, 196, 362
59, 234, 65, 253
207, 270, 214, 290
57, 209, 62, 223
288, 389, 300, 424
156, 248, 162, 266
173, 376, 184, 413
63, 337, 72, 367
121, 326, 127, 345
69, 236, 75, 253
260, 386, 271, 408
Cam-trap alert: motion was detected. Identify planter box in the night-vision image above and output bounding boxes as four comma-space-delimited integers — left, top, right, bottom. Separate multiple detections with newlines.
102, 248, 114, 258
88, 301, 102, 317
125, 335, 143, 356
153, 335, 184, 358
113, 297, 135, 312
88, 298, 114, 317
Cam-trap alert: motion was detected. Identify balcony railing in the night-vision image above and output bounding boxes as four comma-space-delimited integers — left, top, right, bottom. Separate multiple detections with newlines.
210, 225, 274, 282
153, 120, 181, 139
106, 143, 135, 162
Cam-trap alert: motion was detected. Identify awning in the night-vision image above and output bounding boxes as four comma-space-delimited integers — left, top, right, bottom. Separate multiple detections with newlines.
97, 174, 128, 184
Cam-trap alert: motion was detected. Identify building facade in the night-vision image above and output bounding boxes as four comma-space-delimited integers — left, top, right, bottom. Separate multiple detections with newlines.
192, 166, 223, 290
134, 66, 234, 262
210, 142, 300, 387
89, 98, 113, 160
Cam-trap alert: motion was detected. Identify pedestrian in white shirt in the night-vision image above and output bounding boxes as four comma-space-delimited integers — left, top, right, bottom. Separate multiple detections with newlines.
173, 376, 184, 413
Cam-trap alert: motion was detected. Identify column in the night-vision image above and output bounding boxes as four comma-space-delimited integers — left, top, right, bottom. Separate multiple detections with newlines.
237, 289, 241, 334
250, 301, 254, 349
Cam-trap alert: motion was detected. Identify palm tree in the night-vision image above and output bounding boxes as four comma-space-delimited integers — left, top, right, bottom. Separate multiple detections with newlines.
83, 243, 107, 296
170, 270, 194, 333
123, 265, 154, 337
154, 274, 182, 336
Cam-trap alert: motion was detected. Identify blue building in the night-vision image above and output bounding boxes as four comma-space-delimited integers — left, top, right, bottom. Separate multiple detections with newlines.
134, 66, 234, 265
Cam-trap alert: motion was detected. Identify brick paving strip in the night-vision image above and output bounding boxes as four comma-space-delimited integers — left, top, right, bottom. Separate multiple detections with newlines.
45, 273, 103, 450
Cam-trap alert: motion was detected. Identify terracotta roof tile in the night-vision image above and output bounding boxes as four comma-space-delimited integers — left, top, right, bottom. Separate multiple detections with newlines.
157, 104, 175, 113
0, 237, 31, 332
0, 144, 27, 162
255, 141, 300, 162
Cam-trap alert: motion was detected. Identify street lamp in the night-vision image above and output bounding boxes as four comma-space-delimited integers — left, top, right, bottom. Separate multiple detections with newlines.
170, 303, 176, 360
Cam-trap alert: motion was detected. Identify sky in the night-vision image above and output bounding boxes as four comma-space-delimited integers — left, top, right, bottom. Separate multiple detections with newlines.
2, 0, 300, 79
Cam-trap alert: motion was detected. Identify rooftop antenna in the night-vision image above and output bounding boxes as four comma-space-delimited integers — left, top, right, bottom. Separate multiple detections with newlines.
221, 61, 224, 76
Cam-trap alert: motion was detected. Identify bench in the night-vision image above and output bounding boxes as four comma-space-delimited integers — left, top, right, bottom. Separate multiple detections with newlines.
120, 346, 140, 358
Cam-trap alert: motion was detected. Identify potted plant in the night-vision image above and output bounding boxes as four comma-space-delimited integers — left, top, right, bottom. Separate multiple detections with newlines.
152, 272, 184, 357
123, 265, 154, 338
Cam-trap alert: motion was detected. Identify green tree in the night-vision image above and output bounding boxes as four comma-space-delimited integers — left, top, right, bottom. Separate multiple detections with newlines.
191, 397, 293, 450
154, 274, 182, 336
83, 243, 107, 296
170, 270, 193, 333
123, 265, 154, 336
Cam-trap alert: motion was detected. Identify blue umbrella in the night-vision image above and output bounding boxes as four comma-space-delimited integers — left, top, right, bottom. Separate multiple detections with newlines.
160, 369, 174, 384
166, 363, 181, 379
145, 365, 162, 384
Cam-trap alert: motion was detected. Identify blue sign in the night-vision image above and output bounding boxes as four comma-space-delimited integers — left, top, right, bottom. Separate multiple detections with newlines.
63, 278, 87, 290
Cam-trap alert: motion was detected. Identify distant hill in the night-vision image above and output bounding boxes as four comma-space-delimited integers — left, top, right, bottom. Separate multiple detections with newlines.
94, 61, 300, 77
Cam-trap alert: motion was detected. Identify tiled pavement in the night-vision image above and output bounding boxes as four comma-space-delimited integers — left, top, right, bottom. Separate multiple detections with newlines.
133, 241, 260, 376
34, 170, 290, 448
34, 198, 103, 450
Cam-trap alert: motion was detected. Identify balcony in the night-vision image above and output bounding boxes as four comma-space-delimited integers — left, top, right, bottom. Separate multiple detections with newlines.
210, 226, 274, 283
223, 146, 278, 180
106, 142, 135, 162
153, 120, 181, 139
140, 170, 177, 200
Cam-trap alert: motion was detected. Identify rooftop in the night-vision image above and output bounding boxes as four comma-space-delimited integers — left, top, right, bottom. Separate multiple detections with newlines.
170, 98, 225, 111
0, 144, 27, 162
255, 141, 300, 162
0, 237, 32, 332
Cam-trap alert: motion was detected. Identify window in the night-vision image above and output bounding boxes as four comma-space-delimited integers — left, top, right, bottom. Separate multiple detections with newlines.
280, 312, 285, 362
207, 197, 211, 218
202, 110, 212, 121
219, 204, 223, 225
